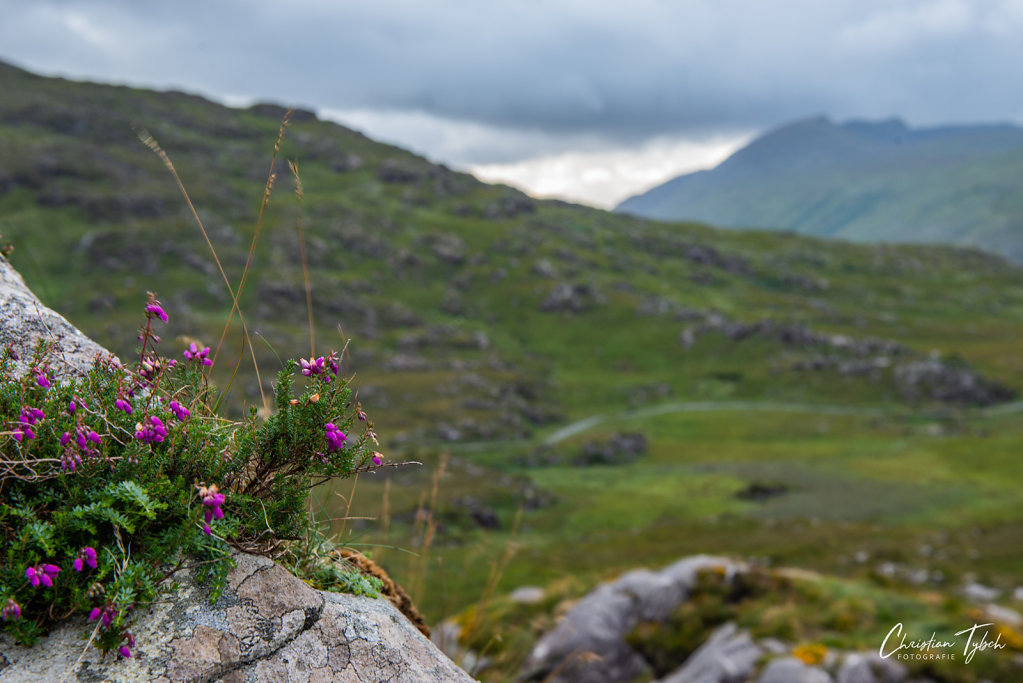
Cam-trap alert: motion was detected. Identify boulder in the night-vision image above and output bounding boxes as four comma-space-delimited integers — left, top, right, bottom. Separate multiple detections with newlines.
0, 256, 113, 380
757, 657, 833, 683
655, 622, 761, 683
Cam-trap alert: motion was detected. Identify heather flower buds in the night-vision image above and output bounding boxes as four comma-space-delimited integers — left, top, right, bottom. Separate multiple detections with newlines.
300, 356, 326, 377
145, 303, 168, 323
135, 415, 168, 444
119, 633, 135, 658
325, 423, 347, 451
197, 484, 226, 536
183, 343, 212, 366
26, 563, 60, 588
73, 547, 98, 572
2, 599, 20, 622
13, 405, 45, 440
169, 400, 190, 422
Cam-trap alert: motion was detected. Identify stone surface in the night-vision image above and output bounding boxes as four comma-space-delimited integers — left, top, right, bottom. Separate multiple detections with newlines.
656, 622, 761, 683
520, 555, 738, 683
0, 551, 473, 682
757, 657, 834, 683
0, 256, 113, 379
836, 653, 907, 683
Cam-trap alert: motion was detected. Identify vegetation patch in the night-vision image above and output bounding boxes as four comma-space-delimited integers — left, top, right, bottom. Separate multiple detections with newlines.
1, 294, 389, 657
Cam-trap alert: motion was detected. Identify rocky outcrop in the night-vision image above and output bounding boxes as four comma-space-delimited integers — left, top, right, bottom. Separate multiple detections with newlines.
0, 256, 113, 380
0, 552, 473, 682
518, 555, 920, 683
0, 256, 473, 682
520, 555, 742, 683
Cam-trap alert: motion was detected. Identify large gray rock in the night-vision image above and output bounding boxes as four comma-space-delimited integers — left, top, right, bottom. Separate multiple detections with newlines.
0, 552, 473, 682
0, 258, 473, 682
757, 657, 833, 683
656, 622, 761, 683
520, 555, 738, 683
836, 653, 907, 683
0, 256, 113, 379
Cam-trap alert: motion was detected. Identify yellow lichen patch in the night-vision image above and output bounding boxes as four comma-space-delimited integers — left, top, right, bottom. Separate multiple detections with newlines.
792, 643, 828, 665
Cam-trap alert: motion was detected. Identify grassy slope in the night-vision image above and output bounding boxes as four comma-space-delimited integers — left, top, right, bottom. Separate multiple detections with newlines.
4, 63, 1023, 675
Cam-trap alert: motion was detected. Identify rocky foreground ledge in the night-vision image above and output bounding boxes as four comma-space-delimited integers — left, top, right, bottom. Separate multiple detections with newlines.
0, 552, 472, 682
0, 257, 473, 682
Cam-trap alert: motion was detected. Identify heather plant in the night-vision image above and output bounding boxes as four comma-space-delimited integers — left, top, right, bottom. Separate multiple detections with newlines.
0, 293, 388, 656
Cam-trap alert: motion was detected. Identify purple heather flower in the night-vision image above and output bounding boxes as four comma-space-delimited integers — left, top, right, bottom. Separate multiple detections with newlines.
2, 599, 20, 622
197, 484, 226, 534
115, 397, 132, 414
119, 633, 135, 658
183, 343, 213, 366
26, 564, 60, 588
68, 399, 77, 414
325, 422, 347, 451
73, 547, 98, 572
300, 356, 325, 377
169, 400, 190, 422
35, 373, 50, 389
89, 607, 102, 621
145, 303, 168, 323
19, 406, 45, 425
12, 427, 34, 442
135, 415, 168, 444
356, 403, 367, 422
371, 452, 383, 466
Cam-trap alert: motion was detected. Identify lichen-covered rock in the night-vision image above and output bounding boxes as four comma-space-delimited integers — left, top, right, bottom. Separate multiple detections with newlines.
0, 256, 113, 379
0, 551, 473, 682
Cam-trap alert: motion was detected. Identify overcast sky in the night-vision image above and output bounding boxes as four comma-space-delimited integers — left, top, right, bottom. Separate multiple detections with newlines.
2, 0, 1022, 207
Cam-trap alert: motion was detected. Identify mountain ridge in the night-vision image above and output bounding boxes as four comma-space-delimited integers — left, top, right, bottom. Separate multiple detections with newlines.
617, 115, 1023, 258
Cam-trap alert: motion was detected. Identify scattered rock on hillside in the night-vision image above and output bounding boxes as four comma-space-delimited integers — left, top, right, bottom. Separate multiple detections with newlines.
735, 481, 789, 501
575, 432, 648, 466
378, 158, 424, 183
520, 555, 741, 683
894, 357, 1015, 406
654, 622, 761, 683
484, 195, 536, 219
519, 556, 925, 683
540, 282, 602, 313
758, 657, 833, 683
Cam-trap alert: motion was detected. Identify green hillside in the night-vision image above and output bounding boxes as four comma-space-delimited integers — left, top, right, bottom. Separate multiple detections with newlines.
5, 60, 1023, 663
617, 116, 1023, 261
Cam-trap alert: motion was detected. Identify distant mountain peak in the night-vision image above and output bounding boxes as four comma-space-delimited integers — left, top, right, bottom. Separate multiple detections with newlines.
617, 115, 1023, 261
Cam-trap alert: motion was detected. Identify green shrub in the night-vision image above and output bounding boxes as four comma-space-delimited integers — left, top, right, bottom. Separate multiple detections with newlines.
1, 293, 386, 657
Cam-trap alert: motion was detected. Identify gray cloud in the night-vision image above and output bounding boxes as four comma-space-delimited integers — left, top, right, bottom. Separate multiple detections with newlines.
1, 0, 1022, 164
